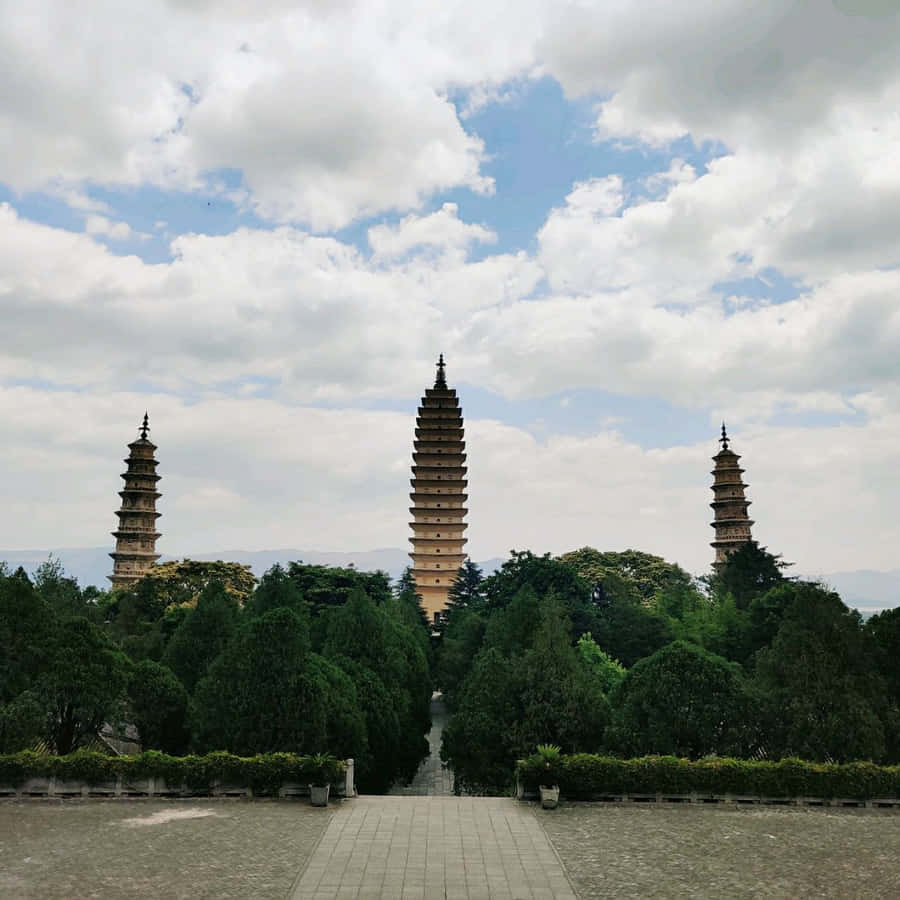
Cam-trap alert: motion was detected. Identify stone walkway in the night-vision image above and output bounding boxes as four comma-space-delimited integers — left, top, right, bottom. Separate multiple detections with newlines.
291, 796, 577, 899
390, 694, 454, 797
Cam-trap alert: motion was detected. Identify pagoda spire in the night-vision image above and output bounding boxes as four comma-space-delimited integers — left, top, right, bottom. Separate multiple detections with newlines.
434, 353, 447, 389
410, 356, 468, 624
710, 424, 753, 564
108, 415, 162, 587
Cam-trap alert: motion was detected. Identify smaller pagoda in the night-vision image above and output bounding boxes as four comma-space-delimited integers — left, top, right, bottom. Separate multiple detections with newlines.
710, 423, 754, 564
108, 413, 162, 587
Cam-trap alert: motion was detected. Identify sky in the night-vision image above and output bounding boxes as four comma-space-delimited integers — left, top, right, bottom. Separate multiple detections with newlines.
2, 0, 900, 578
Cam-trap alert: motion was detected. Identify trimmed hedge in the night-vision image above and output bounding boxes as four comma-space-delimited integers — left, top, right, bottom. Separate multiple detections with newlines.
0, 750, 345, 796
516, 753, 900, 800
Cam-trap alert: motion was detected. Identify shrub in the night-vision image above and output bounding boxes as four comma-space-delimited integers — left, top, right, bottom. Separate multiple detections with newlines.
0, 751, 346, 794
515, 753, 900, 800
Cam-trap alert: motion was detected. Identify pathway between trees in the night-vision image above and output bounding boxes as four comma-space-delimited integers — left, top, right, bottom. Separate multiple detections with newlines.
389, 692, 454, 796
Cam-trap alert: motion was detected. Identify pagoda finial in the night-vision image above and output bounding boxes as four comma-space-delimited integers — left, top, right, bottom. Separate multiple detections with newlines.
720, 421, 729, 451
434, 353, 447, 389
140, 412, 150, 440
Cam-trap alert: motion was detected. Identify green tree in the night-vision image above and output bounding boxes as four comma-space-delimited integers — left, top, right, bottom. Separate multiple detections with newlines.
193, 607, 364, 757
576, 633, 626, 695
127, 660, 189, 754
447, 560, 485, 613
246, 563, 306, 618
591, 594, 674, 667
0, 567, 52, 703
441, 647, 522, 793
286, 562, 392, 612
322, 588, 431, 779
33, 557, 92, 619
162, 581, 239, 693
435, 608, 486, 708
514, 599, 609, 755
707, 542, 789, 609
139, 559, 257, 609
754, 583, 885, 762
867, 608, 900, 762
37, 617, 132, 754
608, 641, 754, 758
559, 547, 696, 606
0, 691, 45, 753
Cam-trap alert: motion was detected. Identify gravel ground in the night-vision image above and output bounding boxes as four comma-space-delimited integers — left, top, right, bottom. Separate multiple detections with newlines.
0, 799, 332, 900
538, 802, 900, 899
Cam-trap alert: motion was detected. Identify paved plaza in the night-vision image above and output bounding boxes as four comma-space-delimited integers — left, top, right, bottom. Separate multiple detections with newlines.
3, 796, 900, 898
292, 796, 576, 899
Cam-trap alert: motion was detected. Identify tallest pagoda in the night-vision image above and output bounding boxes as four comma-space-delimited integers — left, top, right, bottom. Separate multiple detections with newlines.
409, 355, 468, 623
108, 414, 162, 587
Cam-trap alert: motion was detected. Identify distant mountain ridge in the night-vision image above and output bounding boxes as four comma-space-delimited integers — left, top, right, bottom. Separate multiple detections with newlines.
2, 547, 896, 614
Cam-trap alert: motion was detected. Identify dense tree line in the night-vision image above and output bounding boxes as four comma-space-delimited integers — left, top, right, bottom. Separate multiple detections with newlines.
0, 558, 432, 793
437, 545, 900, 792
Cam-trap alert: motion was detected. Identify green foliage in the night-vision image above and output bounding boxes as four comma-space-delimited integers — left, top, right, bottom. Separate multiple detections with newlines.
576, 634, 626, 695
441, 648, 521, 793
590, 594, 674, 668
441, 599, 610, 792
0, 567, 52, 703
127, 660, 189, 754
868, 608, 900, 761
535, 743, 562, 786
285, 561, 392, 612
0, 692, 45, 753
446, 560, 485, 613
514, 598, 609, 755
559, 547, 696, 606
321, 588, 431, 785
0, 750, 346, 794
162, 581, 240, 693
482, 586, 541, 657
36, 616, 132, 755
192, 605, 366, 762
754, 583, 886, 762
435, 608, 486, 708
484, 552, 592, 625
137, 559, 258, 609
33, 557, 94, 619
608, 641, 754, 759
516, 753, 900, 800
246, 563, 306, 618
707, 542, 789, 609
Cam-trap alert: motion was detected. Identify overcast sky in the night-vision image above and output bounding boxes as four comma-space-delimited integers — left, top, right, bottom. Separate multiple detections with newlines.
2, 0, 899, 576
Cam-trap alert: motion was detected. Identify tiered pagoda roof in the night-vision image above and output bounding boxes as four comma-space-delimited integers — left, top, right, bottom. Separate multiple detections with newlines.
108, 413, 162, 587
409, 355, 468, 621
710, 423, 754, 564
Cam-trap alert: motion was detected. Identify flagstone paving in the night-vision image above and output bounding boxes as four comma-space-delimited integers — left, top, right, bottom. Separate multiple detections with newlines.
389, 693, 455, 797
291, 796, 578, 900
539, 802, 900, 899
0, 798, 331, 899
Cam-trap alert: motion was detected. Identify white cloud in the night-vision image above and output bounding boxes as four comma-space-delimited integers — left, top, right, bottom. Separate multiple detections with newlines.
0, 0, 543, 228
368, 203, 496, 260
84, 215, 148, 242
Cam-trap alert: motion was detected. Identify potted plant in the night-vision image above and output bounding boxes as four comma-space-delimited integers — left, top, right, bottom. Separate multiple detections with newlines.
536, 744, 561, 809
308, 753, 340, 807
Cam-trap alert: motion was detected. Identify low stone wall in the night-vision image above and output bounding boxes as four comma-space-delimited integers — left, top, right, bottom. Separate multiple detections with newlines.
0, 758, 356, 800
516, 782, 900, 809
